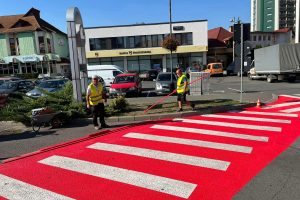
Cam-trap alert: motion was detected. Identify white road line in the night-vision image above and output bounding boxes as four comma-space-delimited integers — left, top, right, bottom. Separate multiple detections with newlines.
88, 143, 230, 171
241, 111, 298, 117
280, 107, 300, 113
0, 174, 73, 200
202, 114, 291, 124
124, 133, 253, 154
280, 94, 300, 99
39, 156, 197, 199
262, 101, 300, 109
173, 118, 281, 132
151, 125, 269, 142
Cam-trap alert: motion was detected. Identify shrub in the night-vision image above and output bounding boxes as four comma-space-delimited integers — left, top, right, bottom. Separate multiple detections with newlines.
106, 96, 129, 115
0, 82, 86, 125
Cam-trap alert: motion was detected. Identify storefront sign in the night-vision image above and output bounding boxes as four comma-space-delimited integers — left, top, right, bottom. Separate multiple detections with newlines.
87, 45, 207, 58
119, 50, 152, 56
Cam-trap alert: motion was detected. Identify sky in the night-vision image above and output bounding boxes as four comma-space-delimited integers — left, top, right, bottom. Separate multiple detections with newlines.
0, 0, 250, 32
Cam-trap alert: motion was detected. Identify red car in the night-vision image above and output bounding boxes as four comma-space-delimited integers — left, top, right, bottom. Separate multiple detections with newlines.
109, 73, 142, 98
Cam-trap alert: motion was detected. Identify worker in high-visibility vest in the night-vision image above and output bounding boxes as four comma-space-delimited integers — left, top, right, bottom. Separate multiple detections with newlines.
86, 75, 109, 130
176, 69, 195, 112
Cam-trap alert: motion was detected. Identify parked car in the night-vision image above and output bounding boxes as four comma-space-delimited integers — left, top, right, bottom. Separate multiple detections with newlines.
87, 65, 124, 87
26, 79, 69, 97
155, 72, 177, 95
0, 80, 34, 94
109, 73, 142, 97
204, 62, 224, 76
139, 69, 159, 80
0, 76, 21, 86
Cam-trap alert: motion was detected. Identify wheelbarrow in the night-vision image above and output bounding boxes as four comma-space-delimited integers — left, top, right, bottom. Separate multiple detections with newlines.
31, 108, 65, 133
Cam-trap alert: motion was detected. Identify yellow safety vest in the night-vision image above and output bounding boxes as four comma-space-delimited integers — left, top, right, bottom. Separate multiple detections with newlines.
88, 83, 103, 105
177, 74, 189, 94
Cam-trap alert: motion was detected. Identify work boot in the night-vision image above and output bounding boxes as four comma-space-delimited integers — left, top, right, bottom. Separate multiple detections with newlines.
191, 103, 195, 110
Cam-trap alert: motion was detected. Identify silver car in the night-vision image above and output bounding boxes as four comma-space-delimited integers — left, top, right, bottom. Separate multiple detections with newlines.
155, 72, 177, 95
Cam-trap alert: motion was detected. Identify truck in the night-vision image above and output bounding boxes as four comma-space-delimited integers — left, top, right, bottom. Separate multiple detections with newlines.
248, 43, 300, 83
87, 65, 124, 87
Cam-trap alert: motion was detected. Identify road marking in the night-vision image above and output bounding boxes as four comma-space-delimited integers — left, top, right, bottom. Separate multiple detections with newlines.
241, 111, 298, 117
280, 107, 300, 113
0, 174, 73, 200
262, 101, 300, 109
202, 114, 291, 124
173, 118, 281, 132
88, 143, 230, 171
151, 125, 269, 142
280, 94, 300, 99
124, 133, 253, 154
39, 155, 197, 199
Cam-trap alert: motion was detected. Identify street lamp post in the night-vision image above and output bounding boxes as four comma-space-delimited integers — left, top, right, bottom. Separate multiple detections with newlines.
169, 0, 173, 83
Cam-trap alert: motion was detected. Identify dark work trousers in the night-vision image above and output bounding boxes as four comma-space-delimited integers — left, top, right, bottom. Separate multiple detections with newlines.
91, 103, 106, 127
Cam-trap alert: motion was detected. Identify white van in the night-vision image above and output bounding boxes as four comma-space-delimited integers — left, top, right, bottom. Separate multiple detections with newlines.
87, 65, 123, 87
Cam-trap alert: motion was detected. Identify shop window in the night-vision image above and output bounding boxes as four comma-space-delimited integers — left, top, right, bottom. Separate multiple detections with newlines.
175, 34, 182, 45
89, 39, 96, 50
112, 37, 125, 49
134, 36, 142, 48
127, 36, 135, 48
157, 35, 163, 47
88, 58, 100, 65
152, 35, 158, 47
146, 35, 152, 47
38, 36, 45, 54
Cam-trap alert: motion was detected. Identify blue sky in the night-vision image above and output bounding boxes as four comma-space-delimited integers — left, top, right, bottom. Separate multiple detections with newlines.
0, 0, 250, 32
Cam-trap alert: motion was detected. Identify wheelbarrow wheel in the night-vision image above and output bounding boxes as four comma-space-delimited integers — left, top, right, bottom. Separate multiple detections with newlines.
50, 116, 63, 128
32, 121, 41, 133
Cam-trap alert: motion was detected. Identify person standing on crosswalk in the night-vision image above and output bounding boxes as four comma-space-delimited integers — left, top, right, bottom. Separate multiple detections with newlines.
86, 75, 109, 130
176, 69, 195, 112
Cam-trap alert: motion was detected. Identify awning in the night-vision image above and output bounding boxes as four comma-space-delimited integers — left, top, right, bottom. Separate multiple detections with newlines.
2, 54, 61, 64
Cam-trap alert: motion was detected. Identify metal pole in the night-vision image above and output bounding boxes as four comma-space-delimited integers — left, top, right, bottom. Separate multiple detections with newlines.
169, 0, 173, 82
240, 23, 243, 103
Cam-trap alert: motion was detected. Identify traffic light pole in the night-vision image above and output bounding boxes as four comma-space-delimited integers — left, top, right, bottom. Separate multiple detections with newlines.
240, 23, 243, 103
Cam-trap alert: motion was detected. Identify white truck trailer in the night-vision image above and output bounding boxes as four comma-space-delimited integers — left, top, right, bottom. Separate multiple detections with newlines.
248, 43, 300, 83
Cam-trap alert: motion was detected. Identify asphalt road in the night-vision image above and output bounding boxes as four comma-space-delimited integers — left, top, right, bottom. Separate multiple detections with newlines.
0, 76, 300, 199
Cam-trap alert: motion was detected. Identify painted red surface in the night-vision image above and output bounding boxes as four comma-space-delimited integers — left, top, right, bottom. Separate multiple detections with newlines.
0, 95, 300, 200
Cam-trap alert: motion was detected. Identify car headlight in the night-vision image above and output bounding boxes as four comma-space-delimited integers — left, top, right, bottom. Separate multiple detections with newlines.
129, 87, 136, 91
156, 83, 162, 90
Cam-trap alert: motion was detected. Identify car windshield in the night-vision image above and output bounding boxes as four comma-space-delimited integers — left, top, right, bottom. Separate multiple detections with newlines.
213, 64, 222, 69
157, 74, 175, 81
38, 80, 64, 88
0, 82, 17, 89
115, 76, 135, 83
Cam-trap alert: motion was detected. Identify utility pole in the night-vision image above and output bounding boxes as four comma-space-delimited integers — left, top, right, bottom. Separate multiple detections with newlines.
169, 0, 173, 82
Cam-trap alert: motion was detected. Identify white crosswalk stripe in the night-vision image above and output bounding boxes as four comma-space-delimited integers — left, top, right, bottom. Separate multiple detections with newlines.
0, 174, 73, 200
88, 143, 230, 171
39, 155, 197, 199
202, 114, 291, 124
151, 125, 269, 142
124, 133, 253, 154
241, 111, 298, 117
173, 118, 281, 132
262, 101, 300, 109
280, 107, 300, 113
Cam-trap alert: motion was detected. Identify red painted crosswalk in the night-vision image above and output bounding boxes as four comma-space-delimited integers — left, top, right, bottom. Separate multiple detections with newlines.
1, 95, 300, 199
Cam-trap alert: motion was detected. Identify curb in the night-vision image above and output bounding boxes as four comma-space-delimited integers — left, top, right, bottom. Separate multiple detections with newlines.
105, 103, 256, 123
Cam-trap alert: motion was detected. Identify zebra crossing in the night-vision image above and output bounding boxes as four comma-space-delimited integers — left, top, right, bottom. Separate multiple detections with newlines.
0, 95, 300, 199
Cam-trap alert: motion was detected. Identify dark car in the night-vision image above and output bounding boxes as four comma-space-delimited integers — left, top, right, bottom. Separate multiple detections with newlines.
0, 80, 35, 94
26, 79, 69, 98
0, 76, 21, 86
139, 69, 159, 80
155, 72, 177, 95
109, 73, 142, 97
